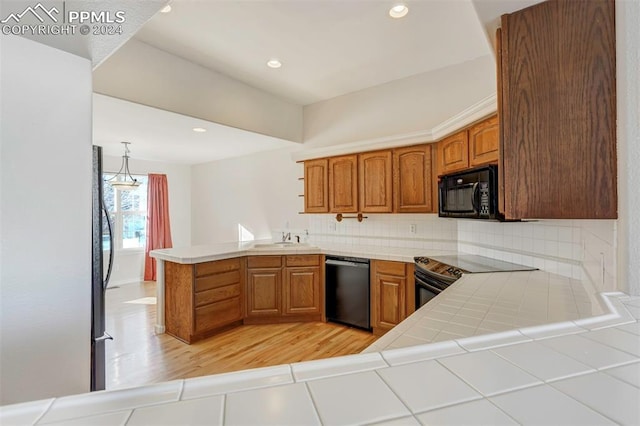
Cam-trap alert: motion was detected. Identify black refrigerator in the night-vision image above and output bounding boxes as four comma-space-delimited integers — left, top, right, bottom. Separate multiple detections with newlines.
91, 145, 114, 391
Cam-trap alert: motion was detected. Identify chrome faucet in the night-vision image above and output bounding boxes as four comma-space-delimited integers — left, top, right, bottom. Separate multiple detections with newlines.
282, 232, 291, 242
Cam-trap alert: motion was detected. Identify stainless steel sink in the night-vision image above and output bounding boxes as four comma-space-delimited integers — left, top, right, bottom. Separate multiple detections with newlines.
251, 242, 315, 249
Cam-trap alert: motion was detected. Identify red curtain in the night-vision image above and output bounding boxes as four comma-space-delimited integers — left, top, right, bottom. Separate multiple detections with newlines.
144, 174, 173, 281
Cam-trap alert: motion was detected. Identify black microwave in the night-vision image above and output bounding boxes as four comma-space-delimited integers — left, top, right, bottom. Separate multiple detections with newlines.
438, 165, 499, 219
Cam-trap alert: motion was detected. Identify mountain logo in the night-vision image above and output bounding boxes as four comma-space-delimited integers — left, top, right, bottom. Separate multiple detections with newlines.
1, 3, 60, 24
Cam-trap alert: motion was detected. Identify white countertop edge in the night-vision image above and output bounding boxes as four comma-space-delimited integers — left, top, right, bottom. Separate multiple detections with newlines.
149, 242, 438, 264
1, 292, 635, 424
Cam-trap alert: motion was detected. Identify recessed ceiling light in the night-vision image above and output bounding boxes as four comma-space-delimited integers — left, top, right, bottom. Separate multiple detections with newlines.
266, 59, 282, 69
192, 127, 207, 133
389, 4, 409, 18
160, 4, 172, 13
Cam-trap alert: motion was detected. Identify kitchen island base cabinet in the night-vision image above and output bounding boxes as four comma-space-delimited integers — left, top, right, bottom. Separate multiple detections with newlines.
245, 255, 324, 324
165, 258, 244, 344
371, 260, 415, 336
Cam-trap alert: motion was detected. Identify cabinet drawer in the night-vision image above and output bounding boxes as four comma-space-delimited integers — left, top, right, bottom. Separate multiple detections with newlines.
195, 283, 240, 307
286, 255, 321, 267
194, 297, 242, 334
375, 260, 406, 277
247, 256, 282, 268
195, 270, 240, 292
195, 258, 241, 277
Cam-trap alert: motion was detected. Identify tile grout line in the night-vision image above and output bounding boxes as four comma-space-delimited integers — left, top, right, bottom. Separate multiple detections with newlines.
122, 409, 134, 425
32, 398, 56, 425
302, 381, 325, 426
176, 380, 185, 400
372, 369, 422, 420
433, 351, 544, 399
220, 394, 226, 426
488, 344, 598, 384
546, 376, 625, 425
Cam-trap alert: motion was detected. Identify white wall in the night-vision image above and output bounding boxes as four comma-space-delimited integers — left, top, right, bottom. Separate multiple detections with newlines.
101, 155, 191, 287
616, 0, 640, 296
93, 39, 304, 143
191, 148, 307, 245
0, 36, 92, 404
302, 55, 496, 148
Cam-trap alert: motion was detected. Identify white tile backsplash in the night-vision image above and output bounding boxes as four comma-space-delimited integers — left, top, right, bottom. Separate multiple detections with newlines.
457, 219, 617, 291
307, 215, 617, 290
307, 214, 458, 251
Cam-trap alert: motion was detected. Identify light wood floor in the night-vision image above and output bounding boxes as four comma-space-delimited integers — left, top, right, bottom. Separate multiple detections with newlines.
106, 281, 378, 390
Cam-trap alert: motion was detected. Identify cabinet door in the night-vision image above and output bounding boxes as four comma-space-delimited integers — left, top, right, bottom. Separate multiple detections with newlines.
359, 151, 393, 213
373, 273, 406, 332
437, 131, 469, 174
371, 260, 407, 336
246, 268, 282, 317
500, 0, 616, 219
283, 267, 321, 315
329, 155, 358, 213
304, 159, 329, 213
469, 115, 499, 167
393, 145, 433, 213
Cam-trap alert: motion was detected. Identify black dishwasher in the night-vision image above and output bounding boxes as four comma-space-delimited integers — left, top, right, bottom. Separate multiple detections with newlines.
325, 256, 371, 331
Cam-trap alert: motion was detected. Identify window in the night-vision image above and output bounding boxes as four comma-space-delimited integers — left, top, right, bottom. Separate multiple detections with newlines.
102, 174, 148, 251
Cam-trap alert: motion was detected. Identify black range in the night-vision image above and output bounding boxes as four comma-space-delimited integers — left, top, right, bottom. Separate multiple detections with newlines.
414, 255, 537, 309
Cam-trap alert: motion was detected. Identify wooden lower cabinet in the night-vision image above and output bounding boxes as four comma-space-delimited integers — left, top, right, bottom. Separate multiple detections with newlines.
284, 267, 321, 315
165, 258, 244, 344
245, 255, 323, 323
371, 260, 415, 336
246, 268, 282, 317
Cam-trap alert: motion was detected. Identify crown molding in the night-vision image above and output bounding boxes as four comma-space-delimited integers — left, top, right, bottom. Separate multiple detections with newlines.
291, 93, 497, 162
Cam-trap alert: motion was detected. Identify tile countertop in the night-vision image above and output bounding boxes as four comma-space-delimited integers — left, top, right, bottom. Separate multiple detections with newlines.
2, 271, 639, 425
149, 240, 457, 264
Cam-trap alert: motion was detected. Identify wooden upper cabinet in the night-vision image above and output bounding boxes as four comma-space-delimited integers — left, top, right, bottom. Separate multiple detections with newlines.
304, 159, 329, 213
329, 155, 358, 213
496, 27, 506, 215
469, 115, 499, 167
359, 151, 393, 213
437, 130, 469, 174
500, 0, 616, 219
393, 145, 434, 213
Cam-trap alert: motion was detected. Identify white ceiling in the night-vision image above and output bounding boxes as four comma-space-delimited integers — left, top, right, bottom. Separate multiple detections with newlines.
134, 0, 492, 105
92, 0, 535, 165
93, 94, 297, 164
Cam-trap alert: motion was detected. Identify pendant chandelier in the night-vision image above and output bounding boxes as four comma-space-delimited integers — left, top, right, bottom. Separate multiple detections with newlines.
107, 142, 140, 190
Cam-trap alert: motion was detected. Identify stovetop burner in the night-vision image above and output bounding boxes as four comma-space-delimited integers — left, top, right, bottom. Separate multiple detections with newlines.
414, 255, 537, 280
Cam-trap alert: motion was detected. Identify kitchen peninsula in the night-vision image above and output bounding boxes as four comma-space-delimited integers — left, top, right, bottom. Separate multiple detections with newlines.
3, 250, 638, 424
150, 241, 609, 347
150, 241, 428, 341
